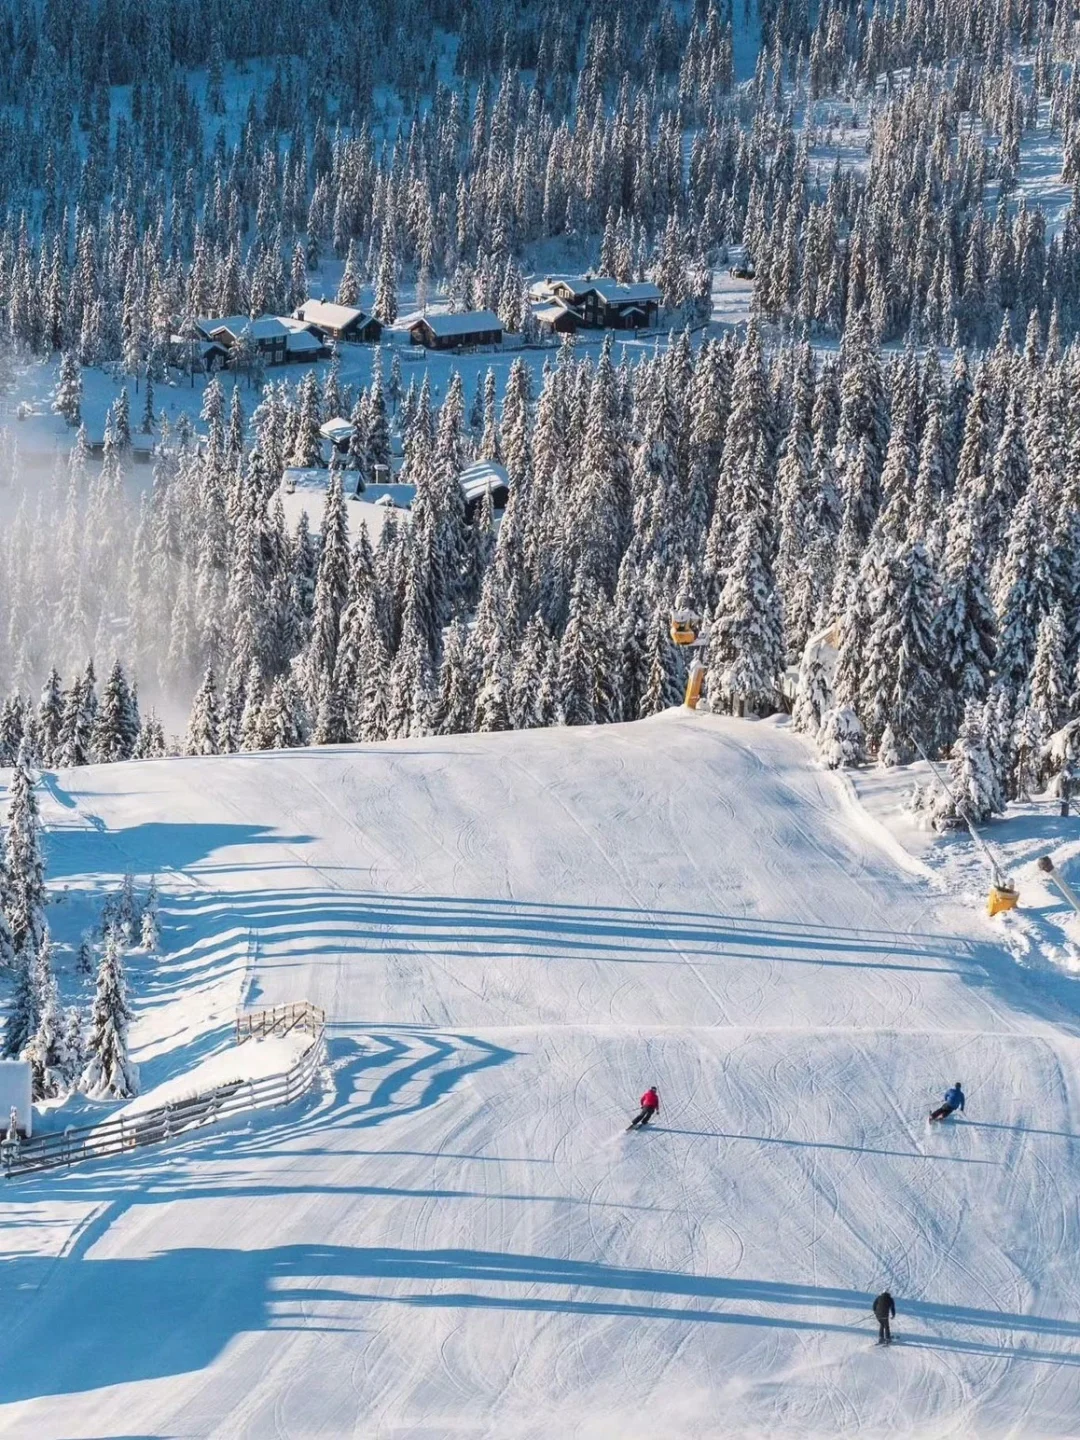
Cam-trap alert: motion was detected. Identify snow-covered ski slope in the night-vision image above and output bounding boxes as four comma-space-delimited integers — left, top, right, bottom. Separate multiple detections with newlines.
6, 711, 1080, 1440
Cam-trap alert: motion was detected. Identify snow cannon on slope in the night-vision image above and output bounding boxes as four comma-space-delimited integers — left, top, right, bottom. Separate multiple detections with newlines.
987, 880, 1019, 917
669, 608, 708, 711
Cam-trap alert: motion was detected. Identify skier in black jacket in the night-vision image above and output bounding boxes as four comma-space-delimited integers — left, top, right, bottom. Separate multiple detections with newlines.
873, 1290, 896, 1345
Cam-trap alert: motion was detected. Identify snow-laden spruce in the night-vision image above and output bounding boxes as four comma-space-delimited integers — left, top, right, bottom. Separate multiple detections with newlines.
80, 929, 138, 1101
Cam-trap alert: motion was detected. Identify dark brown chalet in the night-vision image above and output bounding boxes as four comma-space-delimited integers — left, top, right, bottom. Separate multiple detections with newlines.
408, 310, 503, 350
531, 276, 662, 331
295, 300, 383, 343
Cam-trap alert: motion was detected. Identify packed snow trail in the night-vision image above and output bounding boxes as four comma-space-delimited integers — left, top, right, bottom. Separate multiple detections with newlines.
4, 711, 1080, 1439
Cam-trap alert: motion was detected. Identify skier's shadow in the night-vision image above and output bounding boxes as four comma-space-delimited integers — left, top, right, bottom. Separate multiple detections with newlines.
649, 1127, 997, 1164
954, 1119, 1080, 1143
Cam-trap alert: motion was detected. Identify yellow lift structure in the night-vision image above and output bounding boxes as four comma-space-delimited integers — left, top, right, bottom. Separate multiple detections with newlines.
669, 608, 708, 710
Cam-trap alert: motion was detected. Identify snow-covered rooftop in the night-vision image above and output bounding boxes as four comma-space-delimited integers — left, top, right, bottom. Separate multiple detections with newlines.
589, 281, 662, 304
459, 457, 510, 504
532, 301, 580, 324
297, 300, 371, 330
319, 417, 355, 444
411, 309, 502, 337
284, 328, 324, 353
198, 314, 289, 342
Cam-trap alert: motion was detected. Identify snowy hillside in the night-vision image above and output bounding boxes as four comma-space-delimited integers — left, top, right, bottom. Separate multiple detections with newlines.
3, 712, 1080, 1438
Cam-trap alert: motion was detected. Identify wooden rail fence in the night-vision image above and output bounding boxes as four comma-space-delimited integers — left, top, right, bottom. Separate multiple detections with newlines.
2, 1001, 326, 1180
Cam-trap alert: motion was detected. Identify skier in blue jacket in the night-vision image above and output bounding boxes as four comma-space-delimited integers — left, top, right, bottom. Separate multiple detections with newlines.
930, 1083, 965, 1122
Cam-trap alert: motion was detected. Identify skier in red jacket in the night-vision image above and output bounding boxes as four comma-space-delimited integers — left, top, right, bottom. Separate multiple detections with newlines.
628, 1086, 660, 1129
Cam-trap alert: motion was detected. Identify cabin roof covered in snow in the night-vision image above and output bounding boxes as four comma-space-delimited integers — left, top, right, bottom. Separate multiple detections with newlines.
284, 328, 324, 353
534, 274, 593, 292
459, 457, 510, 504
319, 417, 355, 444
297, 300, 371, 330
532, 300, 579, 323
412, 309, 502, 337
588, 280, 662, 304
198, 314, 289, 342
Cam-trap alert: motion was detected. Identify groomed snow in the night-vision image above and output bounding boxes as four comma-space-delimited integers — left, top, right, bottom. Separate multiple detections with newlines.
4, 711, 1080, 1438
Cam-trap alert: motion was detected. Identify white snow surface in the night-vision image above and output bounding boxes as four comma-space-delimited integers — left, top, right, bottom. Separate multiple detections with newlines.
5, 711, 1080, 1438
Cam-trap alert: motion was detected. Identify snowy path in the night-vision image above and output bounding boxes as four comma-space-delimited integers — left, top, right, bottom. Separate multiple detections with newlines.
3, 712, 1080, 1438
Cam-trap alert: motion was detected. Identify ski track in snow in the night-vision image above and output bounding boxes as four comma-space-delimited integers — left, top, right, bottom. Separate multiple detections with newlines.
4, 711, 1080, 1437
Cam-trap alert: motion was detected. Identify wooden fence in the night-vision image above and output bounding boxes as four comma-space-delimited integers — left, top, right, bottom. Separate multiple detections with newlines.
2, 1001, 326, 1180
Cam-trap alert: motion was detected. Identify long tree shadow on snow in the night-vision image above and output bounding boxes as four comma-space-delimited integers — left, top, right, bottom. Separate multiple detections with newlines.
2, 1244, 1078, 1403
43, 819, 314, 882
159, 886, 994, 978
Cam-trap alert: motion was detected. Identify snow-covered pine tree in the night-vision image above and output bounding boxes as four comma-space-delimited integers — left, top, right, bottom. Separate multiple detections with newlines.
1010, 704, 1044, 801
374, 221, 399, 325
52, 351, 82, 426
186, 667, 220, 755
930, 701, 1003, 830
57, 671, 92, 767
140, 878, 160, 952
1029, 602, 1069, 736
818, 705, 867, 768
996, 486, 1053, 697
134, 711, 167, 759
937, 486, 997, 749
80, 927, 138, 1100
37, 669, 63, 766
263, 671, 309, 750
23, 933, 68, 1099
117, 872, 140, 945
508, 616, 551, 730
3, 940, 37, 1057
558, 575, 598, 727
4, 741, 46, 955
638, 608, 686, 716
288, 371, 323, 469
568, 340, 632, 599
792, 644, 832, 737
866, 540, 941, 763
75, 929, 95, 978
306, 470, 350, 696
1042, 717, 1080, 808
706, 438, 784, 715
61, 1007, 85, 1092
92, 660, 137, 763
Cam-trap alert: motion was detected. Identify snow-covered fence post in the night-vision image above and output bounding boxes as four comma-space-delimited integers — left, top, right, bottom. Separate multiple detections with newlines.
1, 1106, 21, 1176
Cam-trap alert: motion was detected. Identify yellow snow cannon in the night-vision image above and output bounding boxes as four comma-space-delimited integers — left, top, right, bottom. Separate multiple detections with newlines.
684, 661, 705, 710
669, 611, 701, 647
988, 883, 1019, 917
